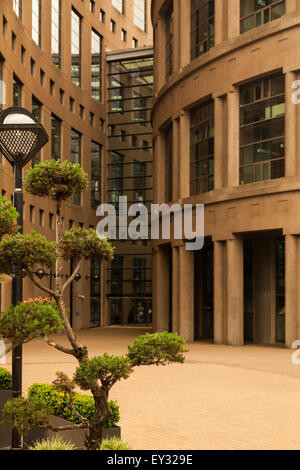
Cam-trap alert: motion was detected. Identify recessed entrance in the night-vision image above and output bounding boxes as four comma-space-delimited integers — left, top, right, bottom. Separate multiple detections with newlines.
194, 240, 214, 341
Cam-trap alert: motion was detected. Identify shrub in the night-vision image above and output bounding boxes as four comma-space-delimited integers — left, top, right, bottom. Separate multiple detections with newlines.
61, 227, 114, 262
27, 383, 120, 428
0, 367, 12, 390
0, 196, 19, 240
100, 437, 132, 451
28, 437, 75, 451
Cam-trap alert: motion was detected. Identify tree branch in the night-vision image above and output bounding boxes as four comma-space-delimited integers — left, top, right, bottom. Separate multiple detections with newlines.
27, 272, 57, 298
0, 342, 13, 359
61, 258, 84, 295
49, 423, 89, 432
44, 335, 78, 358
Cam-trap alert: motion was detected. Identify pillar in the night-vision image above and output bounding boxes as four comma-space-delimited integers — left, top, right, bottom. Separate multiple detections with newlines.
215, 0, 225, 45
214, 241, 226, 344
179, 0, 190, 70
178, 245, 194, 342
214, 95, 226, 189
179, 111, 190, 199
227, 238, 244, 345
227, 88, 240, 187
227, 0, 240, 39
153, 246, 170, 332
285, 235, 297, 346
285, 70, 297, 177
172, 245, 179, 334
154, 132, 166, 204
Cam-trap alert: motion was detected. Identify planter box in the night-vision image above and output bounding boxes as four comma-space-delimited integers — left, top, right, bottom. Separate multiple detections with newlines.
24, 415, 121, 450
0, 389, 12, 449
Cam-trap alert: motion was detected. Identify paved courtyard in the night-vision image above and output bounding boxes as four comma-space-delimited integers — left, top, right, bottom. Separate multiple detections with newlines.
2, 327, 300, 450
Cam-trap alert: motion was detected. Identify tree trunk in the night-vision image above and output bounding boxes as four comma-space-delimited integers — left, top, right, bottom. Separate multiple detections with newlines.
84, 388, 112, 450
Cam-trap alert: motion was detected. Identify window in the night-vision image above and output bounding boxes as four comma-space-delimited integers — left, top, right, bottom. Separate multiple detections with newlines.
51, 114, 61, 161
12, 32, 16, 50
133, 161, 146, 203
134, 0, 146, 31
40, 69, 45, 86
90, 112, 95, 126
112, 0, 124, 13
240, 73, 285, 184
121, 29, 127, 42
132, 37, 138, 48
240, 0, 285, 34
111, 78, 123, 113
32, 0, 42, 46
100, 9, 105, 22
110, 256, 123, 295
50, 79, 55, 96
13, 74, 22, 106
90, 259, 101, 327
90, 0, 95, 13
190, 99, 214, 195
71, 129, 81, 204
51, 0, 61, 68
13, 0, 22, 20
91, 30, 102, 101
71, 9, 81, 87
165, 123, 173, 202
109, 151, 123, 211
39, 209, 44, 226
79, 104, 84, 119
70, 97, 75, 112
30, 58, 36, 75
133, 258, 146, 294
275, 237, 285, 342
133, 91, 146, 121
191, 0, 215, 60
59, 88, 64, 104
21, 45, 26, 63
165, 3, 173, 80
29, 205, 35, 223
91, 141, 102, 210
49, 213, 54, 229
32, 96, 42, 166
110, 19, 116, 32
99, 118, 105, 131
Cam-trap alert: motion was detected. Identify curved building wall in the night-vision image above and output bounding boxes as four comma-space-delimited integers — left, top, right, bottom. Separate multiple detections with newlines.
0, 0, 152, 329
152, 0, 300, 346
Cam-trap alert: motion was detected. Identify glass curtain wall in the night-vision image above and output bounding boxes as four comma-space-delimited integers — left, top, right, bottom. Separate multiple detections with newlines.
107, 49, 153, 325
51, 0, 61, 68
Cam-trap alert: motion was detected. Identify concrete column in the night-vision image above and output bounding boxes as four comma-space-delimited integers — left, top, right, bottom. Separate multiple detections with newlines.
153, 246, 170, 332
178, 245, 194, 342
179, 111, 190, 199
227, 238, 244, 345
215, 0, 225, 45
154, 132, 166, 204
214, 241, 226, 344
214, 96, 226, 189
286, 0, 298, 13
156, 16, 166, 92
285, 235, 297, 346
172, 245, 179, 334
253, 239, 272, 344
227, 88, 240, 187
179, 0, 190, 69
173, 117, 180, 201
173, 0, 180, 72
227, 0, 240, 39
285, 71, 297, 177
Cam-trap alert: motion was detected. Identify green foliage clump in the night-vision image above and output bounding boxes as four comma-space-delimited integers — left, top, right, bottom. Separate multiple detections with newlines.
0, 231, 57, 275
61, 227, 114, 262
74, 354, 133, 391
1, 396, 53, 436
28, 383, 120, 428
25, 159, 88, 202
127, 332, 188, 367
0, 299, 63, 347
0, 367, 12, 390
100, 437, 132, 451
28, 436, 75, 451
0, 196, 19, 240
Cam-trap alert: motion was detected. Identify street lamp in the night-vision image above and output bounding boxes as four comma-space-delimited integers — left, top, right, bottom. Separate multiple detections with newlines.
0, 107, 48, 449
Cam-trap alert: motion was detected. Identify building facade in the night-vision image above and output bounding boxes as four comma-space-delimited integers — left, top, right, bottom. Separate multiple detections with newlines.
151, 0, 300, 347
0, 0, 152, 329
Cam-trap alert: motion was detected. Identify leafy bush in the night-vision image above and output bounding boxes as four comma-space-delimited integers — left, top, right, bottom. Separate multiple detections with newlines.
0, 231, 57, 275
28, 437, 75, 451
100, 437, 132, 451
0, 299, 63, 347
127, 331, 188, 366
25, 160, 88, 202
0, 196, 19, 240
61, 227, 114, 262
0, 367, 12, 390
28, 383, 120, 428
1, 396, 53, 435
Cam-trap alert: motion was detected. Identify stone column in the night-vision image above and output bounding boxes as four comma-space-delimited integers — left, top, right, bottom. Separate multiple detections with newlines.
286, 0, 298, 13
285, 235, 297, 346
215, 0, 225, 45
172, 245, 179, 334
179, 111, 190, 199
173, 0, 180, 72
227, 88, 240, 188
214, 95, 226, 189
178, 245, 194, 342
156, 16, 166, 92
227, 237, 244, 345
154, 132, 166, 204
214, 241, 226, 344
227, 0, 240, 39
285, 70, 297, 177
179, 0, 190, 70
173, 117, 180, 201
153, 246, 170, 332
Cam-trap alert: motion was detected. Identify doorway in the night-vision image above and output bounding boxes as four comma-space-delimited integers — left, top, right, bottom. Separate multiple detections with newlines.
194, 241, 214, 340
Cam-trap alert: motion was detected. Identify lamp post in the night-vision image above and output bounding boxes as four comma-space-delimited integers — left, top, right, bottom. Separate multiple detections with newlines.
0, 107, 48, 449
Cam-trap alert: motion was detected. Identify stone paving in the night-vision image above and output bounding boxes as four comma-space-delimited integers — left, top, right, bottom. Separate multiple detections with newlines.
2, 327, 300, 450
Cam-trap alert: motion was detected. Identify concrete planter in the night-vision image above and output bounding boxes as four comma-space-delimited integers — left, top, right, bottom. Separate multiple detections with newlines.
0, 389, 12, 449
24, 415, 121, 450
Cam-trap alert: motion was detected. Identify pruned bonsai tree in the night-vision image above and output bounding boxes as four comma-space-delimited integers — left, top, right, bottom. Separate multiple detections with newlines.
0, 159, 188, 450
